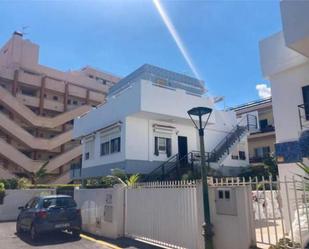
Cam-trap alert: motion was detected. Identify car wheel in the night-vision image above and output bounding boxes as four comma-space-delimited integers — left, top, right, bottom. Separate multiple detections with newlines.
16, 222, 22, 234
30, 225, 38, 241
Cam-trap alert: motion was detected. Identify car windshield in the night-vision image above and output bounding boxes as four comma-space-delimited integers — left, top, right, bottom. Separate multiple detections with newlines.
42, 197, 77, 209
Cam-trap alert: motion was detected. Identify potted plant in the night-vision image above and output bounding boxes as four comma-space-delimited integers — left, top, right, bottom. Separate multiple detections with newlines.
0, 182, 5, 205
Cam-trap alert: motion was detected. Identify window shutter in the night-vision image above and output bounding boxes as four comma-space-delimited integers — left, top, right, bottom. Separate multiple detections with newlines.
166, 138, 172, 157
154, 137, 159, 156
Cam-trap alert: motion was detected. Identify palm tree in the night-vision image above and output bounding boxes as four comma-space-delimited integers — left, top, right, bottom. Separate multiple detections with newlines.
30, 161, 49, 185
126, 174, 140, 187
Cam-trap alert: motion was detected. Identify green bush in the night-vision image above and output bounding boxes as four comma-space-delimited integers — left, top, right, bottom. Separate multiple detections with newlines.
268, 238, 301, 249
18, 178, 31, 189
111, 168, 128, 181
0, 178, 18, 189
0, 182, 5, 205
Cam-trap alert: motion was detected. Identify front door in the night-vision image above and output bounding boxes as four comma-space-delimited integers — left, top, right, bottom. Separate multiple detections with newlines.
178, 136, 188, 167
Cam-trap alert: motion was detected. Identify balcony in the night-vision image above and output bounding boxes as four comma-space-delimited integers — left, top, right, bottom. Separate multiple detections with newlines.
281, 0, 309, 57
249, 156, 270, 164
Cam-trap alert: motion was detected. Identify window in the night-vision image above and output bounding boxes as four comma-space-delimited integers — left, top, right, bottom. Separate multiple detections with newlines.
53, 96, 58, 101
239, 151, 246, 160
42, 197, 77, 209
84, 139, 94, 160
21, 88, 36, 97
302, 86, 309, 120
254, 146, 270, 158
111, 137, 121, 153
158, 138, 166, 152
73, 100, 78, 105
259, 119, 268, 130
101, 141, 110, 156
85, 152, 90, 160
154, 137, 172, 157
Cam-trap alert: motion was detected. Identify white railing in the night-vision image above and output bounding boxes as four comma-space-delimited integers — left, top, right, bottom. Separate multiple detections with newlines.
125, 181, 202, 249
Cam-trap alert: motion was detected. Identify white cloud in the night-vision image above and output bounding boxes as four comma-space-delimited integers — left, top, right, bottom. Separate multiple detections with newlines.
256, 84, 271, 98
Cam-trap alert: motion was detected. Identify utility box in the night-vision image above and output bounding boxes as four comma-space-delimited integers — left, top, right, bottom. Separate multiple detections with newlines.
215, 188, 237, 216
209, 185, 256, 249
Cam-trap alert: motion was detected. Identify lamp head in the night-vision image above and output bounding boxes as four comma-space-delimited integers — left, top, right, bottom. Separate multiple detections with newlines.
187, 107, 212, 117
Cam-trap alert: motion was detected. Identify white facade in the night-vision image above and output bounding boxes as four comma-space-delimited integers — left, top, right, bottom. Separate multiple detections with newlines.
73, 66, 249, 178
259, 0, 309, 174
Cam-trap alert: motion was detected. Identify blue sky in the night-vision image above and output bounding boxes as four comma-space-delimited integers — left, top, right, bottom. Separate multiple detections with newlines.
0, 0, 281, 107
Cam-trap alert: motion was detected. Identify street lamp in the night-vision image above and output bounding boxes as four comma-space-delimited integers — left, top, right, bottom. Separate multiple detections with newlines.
187, 106, 214, 249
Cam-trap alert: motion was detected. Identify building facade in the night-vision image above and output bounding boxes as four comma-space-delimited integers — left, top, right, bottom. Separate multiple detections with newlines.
73, 64, 254, 180
0, 32, 120, 183
231, 98, 276, 165
259, 0, 309, 180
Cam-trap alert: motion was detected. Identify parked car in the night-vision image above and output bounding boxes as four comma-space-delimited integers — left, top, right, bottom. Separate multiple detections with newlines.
16, 195, 82, 241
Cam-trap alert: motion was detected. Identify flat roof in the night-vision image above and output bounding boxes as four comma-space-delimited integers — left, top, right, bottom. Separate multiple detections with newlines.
229, 97, 272, 112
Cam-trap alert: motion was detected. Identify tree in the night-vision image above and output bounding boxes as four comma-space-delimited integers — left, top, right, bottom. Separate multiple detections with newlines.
30, 161, 49, 185
126, 174, 140, 186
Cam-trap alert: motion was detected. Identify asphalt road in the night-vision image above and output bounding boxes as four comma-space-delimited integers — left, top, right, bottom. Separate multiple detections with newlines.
0, 222, 109, 249
0, 222, 163, 249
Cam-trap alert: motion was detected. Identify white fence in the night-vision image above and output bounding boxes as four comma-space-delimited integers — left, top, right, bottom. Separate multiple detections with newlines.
125, 181, 204, 249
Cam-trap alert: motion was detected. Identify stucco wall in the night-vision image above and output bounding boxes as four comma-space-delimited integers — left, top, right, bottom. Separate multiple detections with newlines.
271, 62, 309, 143
74, 186, 125, 239
0, 189, 56, 221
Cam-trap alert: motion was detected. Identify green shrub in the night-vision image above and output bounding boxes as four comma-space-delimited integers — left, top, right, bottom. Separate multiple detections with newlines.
0, 182, 5, 205
18, 178, 31, 189
0, 178, 18, 189
126, 174, 140, 186
111, 168, 128, 181
268, 238, 301, 249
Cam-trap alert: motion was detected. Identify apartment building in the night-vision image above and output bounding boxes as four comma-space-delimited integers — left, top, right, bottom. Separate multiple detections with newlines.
231, 98, 276, 165
0, 32, 120, 183
73, 64, 254, 180
259, 0, 309, 180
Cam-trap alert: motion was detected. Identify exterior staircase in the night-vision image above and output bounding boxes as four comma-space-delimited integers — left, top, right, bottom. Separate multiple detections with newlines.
145, 115, 257, 181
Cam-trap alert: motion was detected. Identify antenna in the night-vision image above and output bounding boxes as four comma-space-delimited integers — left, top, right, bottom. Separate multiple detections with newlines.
21, 26, 29, 36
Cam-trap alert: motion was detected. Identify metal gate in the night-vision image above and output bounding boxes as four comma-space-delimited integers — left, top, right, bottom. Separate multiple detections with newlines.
125, 181, 203, 249
210, 176, 309, 249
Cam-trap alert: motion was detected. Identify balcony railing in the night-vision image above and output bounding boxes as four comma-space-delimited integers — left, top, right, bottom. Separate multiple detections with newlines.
249, 156, 270, 164
298, 103, 309, 130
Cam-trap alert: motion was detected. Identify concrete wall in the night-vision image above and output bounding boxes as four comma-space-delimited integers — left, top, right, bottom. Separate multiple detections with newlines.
74, 185, 125, 239
0, 189, 56, 221
209, 186, 255, 249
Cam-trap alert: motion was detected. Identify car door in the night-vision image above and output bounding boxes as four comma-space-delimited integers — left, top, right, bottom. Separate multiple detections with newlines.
23, 198, 39, 230
19, 198, 34, 229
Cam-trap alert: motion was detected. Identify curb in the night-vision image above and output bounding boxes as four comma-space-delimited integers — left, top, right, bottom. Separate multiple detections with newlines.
80, 234, 122, 249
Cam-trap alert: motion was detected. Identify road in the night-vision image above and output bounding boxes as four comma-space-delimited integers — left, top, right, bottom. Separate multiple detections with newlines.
0, 222, 162, 249
0, 221, 110, 249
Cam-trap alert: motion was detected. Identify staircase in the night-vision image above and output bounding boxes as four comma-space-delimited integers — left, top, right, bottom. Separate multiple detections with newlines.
145, 116, 257, 181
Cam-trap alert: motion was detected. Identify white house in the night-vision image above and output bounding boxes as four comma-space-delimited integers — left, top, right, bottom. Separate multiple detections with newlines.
72, 64, 253, 179
259, 0, 309, 180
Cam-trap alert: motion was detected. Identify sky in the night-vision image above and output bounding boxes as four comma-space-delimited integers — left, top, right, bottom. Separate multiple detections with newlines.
0, 0, 282, 107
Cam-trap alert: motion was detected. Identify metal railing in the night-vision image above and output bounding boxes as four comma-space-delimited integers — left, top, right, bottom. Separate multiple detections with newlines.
209, 175, 309, 248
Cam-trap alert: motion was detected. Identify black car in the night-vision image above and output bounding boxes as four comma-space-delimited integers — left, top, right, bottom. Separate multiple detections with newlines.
16, 195, 82, 241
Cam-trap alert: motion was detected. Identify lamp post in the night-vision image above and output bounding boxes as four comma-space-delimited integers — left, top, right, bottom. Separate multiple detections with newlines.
187, 107, 214, 249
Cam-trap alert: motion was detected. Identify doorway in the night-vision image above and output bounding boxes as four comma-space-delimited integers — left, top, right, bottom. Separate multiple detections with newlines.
178, 136, 188, 166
